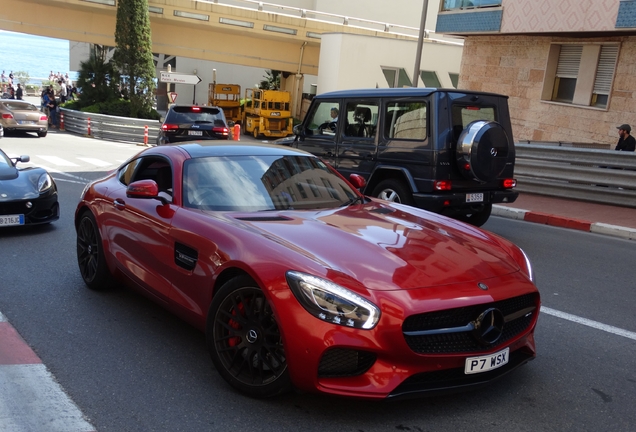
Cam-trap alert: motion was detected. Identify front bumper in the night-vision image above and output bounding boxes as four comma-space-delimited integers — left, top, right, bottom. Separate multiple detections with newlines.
269, 272, 539, 399
0, 193, 59, 225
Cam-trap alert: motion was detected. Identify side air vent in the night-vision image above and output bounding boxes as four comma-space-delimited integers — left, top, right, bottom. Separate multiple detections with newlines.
175, 242, 198, 271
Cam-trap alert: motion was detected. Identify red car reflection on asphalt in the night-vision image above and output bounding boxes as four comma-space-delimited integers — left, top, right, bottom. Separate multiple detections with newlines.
75, 142, 540, 399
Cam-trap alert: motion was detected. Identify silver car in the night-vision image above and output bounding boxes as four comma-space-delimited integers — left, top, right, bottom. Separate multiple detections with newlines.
0, 99, 48, 137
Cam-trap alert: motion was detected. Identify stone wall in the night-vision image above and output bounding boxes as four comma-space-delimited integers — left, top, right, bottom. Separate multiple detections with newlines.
459, 35, 636, 146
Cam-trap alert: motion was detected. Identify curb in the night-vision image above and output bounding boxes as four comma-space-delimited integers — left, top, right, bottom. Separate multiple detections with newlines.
492, 205, 636, 241
0, 312, 96, 431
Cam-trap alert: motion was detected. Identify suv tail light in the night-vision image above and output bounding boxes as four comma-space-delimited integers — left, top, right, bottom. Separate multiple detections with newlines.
434, 180, 452, 191
162, 124, 179, 131
502, 178, 517, 189
213, 127, 229, 136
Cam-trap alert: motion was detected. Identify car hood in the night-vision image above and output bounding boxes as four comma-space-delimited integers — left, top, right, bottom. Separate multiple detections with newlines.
0, 167, 42, 199
226, 202, 520, 291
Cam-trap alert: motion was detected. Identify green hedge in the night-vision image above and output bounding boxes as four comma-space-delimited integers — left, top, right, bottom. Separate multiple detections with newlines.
62, 99, 160, 120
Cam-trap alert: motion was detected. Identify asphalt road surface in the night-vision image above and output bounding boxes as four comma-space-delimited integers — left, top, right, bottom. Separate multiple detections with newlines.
1, 131, 635, 432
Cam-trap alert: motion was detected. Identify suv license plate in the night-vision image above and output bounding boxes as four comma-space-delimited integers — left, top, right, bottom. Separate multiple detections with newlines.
188, 130, 203, 136
465, 347, 509, 374
466, 193, 484, 203
0, 214, 25, 226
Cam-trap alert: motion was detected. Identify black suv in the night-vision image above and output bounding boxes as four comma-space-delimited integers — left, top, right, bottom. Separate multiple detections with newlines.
291, 88, 518, 226
157, 105, 230, 145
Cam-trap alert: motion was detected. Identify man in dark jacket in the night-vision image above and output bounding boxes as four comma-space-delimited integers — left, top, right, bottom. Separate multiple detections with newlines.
616, 124, 636, 151
15, 83, 23, 100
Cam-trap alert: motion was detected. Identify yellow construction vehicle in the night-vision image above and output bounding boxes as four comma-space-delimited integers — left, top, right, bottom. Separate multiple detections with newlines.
208, 83, 242, 124
242, 88, 294, 139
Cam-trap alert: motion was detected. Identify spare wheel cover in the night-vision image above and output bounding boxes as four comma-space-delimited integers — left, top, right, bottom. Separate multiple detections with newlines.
457, 120, 511, 183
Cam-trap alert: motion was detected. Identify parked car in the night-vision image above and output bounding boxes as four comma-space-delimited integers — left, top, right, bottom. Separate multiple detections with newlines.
0, 99, 49, 137
157, 105, 230, 145
290, 88, 519, 226
75, 141, 539, 399
0, 148, 59, 226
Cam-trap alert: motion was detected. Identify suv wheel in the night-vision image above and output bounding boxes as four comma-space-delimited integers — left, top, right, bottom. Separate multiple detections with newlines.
455, 203, 492, 227
371, 179, 414, 205
456, 121, 512, 183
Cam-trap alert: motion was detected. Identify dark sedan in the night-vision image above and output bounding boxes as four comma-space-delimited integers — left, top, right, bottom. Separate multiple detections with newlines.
0, 148, 59, 226
157, 105, 230, 145
75, 142, 539, 399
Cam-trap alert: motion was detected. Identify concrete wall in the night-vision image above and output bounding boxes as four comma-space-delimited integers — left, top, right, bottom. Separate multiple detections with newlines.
317, 33, 462, 94
459, 35, 636, 146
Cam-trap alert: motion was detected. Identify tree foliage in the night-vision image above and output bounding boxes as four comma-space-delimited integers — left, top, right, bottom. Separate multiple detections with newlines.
113, 0, 156, 118
75, 45, 120, 107
259, 70, 281, 90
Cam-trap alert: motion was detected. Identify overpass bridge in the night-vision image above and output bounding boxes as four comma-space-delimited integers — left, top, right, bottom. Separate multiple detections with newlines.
0, 0, 428, 76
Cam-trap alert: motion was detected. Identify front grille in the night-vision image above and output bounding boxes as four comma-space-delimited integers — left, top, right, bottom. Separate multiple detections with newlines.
318, 348, 376, 378
388, 348, 534, 398
403, 293, 538, 354
0, 201, 31, 215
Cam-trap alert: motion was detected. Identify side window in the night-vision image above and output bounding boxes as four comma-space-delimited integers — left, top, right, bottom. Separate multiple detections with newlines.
384, 101, 427, 141
343, 100, 378, 139
305, 101, 340, 136
120, 157, 173, 200
118, 159, 141, 186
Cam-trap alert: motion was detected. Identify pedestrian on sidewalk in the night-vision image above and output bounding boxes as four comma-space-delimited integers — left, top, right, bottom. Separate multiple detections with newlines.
615, 124, 636, 151
16, 83, 23, 100
47, 92, 59, 129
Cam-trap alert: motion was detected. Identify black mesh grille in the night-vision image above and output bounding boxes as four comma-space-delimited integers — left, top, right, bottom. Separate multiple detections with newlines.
0, 201, 31, 214
318, 348, 376, 378
403, 293, 538, 354
388, 349, 534, 398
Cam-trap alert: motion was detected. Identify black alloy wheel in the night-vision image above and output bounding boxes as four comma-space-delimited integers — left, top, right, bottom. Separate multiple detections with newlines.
207, 276, 291, 398
76, 211, 114, 290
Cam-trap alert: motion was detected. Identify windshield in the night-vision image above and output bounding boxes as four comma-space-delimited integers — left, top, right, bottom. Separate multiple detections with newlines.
0, 150, 12, 168
183, 155, 359, 211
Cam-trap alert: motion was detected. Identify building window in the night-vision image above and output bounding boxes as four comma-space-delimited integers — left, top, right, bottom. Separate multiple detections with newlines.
382, 67, 412, 88
449, 73, 459, 88
420, 71, 441, 87
542, 43, 619, 109
441, 0, 502, 12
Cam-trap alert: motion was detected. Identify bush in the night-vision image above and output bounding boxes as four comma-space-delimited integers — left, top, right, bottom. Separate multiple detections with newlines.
78, 99, 160, 120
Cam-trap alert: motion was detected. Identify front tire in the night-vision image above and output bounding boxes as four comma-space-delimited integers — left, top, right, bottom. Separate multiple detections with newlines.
371, 179, 414, 205
76, 211, 115, 290
206, 276, 291, 398
253, 127, 259, 139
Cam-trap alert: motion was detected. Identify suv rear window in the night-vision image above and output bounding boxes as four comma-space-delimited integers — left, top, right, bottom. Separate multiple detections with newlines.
167, 107, 224, 124
452, 105, 496, 128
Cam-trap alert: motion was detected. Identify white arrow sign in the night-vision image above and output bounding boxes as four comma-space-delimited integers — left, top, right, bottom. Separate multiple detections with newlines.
160, 71, 202, 85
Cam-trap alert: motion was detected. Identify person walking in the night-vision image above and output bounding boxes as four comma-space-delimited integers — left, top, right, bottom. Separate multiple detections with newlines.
615, 124, 636, 151
15, 83, 23, 100
47, 91, 58, 129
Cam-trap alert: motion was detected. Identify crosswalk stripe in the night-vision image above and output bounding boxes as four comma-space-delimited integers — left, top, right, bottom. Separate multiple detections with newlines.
37, 155, 79, 166
76, 157, 112, 167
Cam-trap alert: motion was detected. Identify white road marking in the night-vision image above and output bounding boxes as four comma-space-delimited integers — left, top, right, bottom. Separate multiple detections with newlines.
37, 155, 79, 167
76, 157, 112, 167
0, 364, 95, 432
541, 306, 636, 341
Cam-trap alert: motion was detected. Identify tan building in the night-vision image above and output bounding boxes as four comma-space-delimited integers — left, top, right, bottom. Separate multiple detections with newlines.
435, 0, 636, 147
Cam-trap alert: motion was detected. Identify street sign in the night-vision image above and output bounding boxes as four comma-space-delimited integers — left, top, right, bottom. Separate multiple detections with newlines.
168, 92, 178, 103
160, 71, 202, 85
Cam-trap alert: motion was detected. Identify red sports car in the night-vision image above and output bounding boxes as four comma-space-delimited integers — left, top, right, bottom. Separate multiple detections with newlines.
75, 142, 539, 399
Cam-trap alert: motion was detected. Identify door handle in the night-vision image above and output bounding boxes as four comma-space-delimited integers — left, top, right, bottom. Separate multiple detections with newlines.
113, 199, 126, 210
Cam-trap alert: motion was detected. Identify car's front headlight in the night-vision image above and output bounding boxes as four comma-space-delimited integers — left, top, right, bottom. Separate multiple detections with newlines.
38, 173, 53, 192
286, 271, 380, 330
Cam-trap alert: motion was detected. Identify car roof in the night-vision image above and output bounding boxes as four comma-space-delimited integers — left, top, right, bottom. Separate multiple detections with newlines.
174, 141, 313, 158
314, 87, 508, 99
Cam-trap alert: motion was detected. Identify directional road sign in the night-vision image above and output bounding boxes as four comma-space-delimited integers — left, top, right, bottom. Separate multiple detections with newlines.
160, 71, 202, 85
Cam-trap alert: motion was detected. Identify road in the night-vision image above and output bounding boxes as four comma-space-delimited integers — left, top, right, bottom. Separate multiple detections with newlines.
1, 131, 635, 432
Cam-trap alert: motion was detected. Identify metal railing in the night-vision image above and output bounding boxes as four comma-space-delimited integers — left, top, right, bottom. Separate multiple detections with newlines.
515, 143, 636, 208
60, 108, 160, 145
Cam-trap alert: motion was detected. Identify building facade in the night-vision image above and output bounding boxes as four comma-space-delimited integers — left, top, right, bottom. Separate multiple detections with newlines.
436, 0, 636, 146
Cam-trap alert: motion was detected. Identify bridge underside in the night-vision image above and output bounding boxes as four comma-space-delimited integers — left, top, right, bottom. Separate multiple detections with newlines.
0, 0, 334, 75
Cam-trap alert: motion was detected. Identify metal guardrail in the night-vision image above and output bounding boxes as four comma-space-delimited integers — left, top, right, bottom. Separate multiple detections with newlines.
515, 143, 636, 208
60, 108, 160, 145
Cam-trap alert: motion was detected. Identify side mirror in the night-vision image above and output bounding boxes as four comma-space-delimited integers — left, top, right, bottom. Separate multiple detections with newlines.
19, 155, 30, 163
349, 174, 367, 190
127, 180, 168, 205
293, 124, 304, 136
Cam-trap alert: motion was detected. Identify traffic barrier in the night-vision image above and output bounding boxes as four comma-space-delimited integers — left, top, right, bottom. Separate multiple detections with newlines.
87, 117, 91, 136
233, 124, 240, 141
144, 125, 148, 145
59, 112, 65, 131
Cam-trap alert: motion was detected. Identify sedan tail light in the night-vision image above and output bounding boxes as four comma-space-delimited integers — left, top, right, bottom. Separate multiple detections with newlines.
40, 115, 48, 121
162, 124, 179, 131
2, 113, 13, 119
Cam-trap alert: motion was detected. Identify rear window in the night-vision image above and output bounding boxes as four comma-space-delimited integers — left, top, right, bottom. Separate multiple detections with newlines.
167, 106, 224, 124
2, 102, 38, 111
452, 105, 496, 128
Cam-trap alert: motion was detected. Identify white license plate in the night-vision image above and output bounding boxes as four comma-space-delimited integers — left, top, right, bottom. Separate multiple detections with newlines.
466, 193, 484, 203
0, 214, 25, 226
465, 347, 509, 374
19, 120, 35, 125
188, 130, 203, 136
